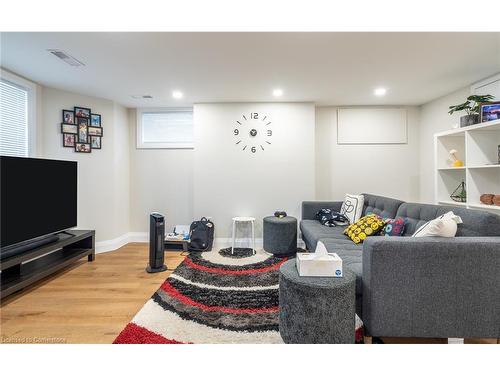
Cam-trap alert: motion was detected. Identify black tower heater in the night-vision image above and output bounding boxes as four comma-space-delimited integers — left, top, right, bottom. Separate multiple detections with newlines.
146, 213, 167, 273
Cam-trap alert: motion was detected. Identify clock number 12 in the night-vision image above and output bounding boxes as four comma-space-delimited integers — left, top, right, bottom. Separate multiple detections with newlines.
250, 112, 259, 119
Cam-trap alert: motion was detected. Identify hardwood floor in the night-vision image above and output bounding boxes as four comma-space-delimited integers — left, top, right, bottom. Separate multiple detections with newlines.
1, 243, 185, 344
1, 243, 497, 344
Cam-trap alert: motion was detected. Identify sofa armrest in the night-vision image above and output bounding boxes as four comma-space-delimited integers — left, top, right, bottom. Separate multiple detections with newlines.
301, 201, 343, 220
362, 236, 500, 338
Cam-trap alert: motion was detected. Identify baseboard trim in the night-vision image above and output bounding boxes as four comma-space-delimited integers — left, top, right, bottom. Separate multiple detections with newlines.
96, 233, 305, 253
95, 233, 133, 254
95, 232, 148, 253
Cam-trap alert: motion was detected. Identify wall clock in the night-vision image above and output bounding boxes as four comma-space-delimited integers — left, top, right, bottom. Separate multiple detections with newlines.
233, 112, 272, 154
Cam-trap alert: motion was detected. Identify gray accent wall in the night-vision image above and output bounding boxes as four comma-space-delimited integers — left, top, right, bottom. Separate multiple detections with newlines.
315, 106, 420, 203
128, 108, 194, 234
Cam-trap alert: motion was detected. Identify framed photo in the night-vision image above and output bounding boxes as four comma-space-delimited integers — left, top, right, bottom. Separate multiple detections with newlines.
62, 109, 75, 124
61, 123, 78, 134
480, 102, 500, 123
90, 136, 101, 149
88, 126, 103, 136
74, 106, 91, 118
76, 117, 89, 125
75, 143, 91, 153
63, 134, 76, 148
90, 113, 101, 126
78, 124, 88, 143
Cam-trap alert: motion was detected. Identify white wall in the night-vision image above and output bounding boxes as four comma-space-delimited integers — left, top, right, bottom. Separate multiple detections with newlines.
193, 103, 315, 239
40, 86, 130, 242
128, 109, 194, 233
418, 74, 500, 204
315, 106, 421, 203
418, 87, 469, 203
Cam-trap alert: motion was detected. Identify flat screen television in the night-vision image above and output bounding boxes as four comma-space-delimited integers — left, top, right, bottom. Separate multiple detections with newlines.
1, 156, 77, 256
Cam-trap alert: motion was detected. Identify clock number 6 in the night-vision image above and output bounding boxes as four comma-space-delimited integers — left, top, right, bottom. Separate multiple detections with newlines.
250, 112, 259, 119
234, 129, 239, 135
251, 146, 256, 153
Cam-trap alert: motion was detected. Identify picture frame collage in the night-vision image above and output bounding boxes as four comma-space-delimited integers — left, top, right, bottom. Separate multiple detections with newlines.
61, 106, 103, 153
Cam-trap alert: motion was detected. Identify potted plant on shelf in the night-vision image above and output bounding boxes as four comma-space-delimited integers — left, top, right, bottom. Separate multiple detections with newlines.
448, 94, 494, 127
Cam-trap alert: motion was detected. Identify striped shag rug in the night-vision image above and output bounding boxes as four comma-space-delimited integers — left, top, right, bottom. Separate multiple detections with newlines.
114, 249, 362, 344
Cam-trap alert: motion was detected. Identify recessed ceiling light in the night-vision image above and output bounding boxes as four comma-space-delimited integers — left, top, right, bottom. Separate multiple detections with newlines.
374, 87, 387, 96
172, 91, 183, 99
272, 88, 283, 97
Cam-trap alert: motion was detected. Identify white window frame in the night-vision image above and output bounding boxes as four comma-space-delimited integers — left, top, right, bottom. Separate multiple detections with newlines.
0, 68, 37, 156
136, 107, 194, 149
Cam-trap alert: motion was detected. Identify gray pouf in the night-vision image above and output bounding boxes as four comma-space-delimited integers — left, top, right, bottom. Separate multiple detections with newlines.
263, 216, 297, 256
279, 259, 355, 344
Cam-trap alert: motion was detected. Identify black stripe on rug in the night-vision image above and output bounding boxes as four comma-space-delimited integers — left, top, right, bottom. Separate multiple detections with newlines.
167, 278, 279, 309
152, 292, 279, 333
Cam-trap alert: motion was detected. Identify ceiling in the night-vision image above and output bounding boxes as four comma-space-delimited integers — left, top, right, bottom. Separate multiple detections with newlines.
1, 32, 499, 108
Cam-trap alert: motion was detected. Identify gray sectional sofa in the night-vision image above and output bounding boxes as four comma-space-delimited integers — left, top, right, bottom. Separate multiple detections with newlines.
300, 193, 500, 339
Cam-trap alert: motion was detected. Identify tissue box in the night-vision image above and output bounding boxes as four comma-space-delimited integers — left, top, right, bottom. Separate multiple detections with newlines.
296, 252, 343, 277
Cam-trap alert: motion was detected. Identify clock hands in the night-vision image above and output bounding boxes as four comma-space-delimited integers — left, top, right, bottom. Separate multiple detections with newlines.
234, 112, 272, 153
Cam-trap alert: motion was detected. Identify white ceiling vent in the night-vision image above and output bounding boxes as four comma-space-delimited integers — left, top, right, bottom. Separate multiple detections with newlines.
47, 49, 85, 67
131, 95, 153, 99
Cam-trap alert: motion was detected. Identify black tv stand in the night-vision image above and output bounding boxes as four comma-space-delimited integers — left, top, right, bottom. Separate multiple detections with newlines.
0, 234, 60, 260
1, 230, 95, 300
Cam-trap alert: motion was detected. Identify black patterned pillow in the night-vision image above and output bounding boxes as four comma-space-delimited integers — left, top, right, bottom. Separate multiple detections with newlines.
316, 208, 350, 227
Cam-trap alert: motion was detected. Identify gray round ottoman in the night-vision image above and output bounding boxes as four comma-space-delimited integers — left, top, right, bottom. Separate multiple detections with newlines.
263, 216, 297, 256
279, 259, 355, 344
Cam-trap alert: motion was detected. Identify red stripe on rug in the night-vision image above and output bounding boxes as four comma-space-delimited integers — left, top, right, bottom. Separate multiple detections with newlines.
113, 323, 189, 344
184, 256, 288, 275
160, 280, 279, 314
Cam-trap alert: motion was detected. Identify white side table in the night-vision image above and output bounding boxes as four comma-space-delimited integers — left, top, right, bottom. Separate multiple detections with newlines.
231, 217, 256, 255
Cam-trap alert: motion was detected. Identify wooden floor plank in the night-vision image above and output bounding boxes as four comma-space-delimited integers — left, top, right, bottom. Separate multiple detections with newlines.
1, 243, 184, 344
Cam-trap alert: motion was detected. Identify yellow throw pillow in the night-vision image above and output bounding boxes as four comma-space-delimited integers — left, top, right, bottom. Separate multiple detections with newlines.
343, 214, 386, 244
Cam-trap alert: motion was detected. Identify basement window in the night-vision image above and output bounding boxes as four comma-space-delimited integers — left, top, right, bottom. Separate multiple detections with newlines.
0, 70, 37, 157
136, 108, 194, 149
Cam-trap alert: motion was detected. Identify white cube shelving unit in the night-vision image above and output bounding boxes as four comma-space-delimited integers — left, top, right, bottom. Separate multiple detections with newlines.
434, 118, 500, 214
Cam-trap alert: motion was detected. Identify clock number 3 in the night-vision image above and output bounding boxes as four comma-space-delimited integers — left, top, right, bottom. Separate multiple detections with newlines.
250, 112, 259, 119
267, 129, 272, 136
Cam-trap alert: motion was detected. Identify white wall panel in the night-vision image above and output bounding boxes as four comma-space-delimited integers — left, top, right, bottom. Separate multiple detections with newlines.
337, 107, 407, 144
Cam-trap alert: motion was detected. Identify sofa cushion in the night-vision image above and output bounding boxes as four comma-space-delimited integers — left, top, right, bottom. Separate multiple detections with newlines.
300, 220, 352, 249
340, 193, 364, 224
343, 214, 386, 244
412, 211, 462, 238
396, 203, 500, 237
380, 217, 408, 237
317, 239, 362, 296
362, 193, 405, 219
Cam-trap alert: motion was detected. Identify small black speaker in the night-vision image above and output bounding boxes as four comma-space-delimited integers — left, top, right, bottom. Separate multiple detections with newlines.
146, 213, 167, 273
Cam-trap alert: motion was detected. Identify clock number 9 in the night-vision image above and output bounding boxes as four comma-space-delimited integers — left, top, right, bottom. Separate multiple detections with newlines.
234, 129, 239, 135
250, 112, 259, 119
251, 146, 256, 153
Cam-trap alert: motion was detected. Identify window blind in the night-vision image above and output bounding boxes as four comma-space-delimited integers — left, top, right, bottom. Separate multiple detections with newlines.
0, 79, 29, 157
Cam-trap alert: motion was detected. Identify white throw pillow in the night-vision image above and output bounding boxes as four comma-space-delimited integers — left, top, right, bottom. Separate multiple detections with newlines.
340, 194, 364, 225
412, 211, 463, 238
